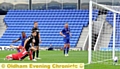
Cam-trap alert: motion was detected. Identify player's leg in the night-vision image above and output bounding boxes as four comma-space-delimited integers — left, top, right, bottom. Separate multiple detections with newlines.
20, 50, 33, 61
32, 52, 35, 59
20, 53, 28, 61
30, 46, 37, 61
25, 48, 33, 61
36, 45, 40, 59
66, 44, 70, 56
20, 46, 29, 60
66, 39, 70, 56
64, 44, 68, 56
63, 39, 68, 56
35, 39, 40, 59
26, 46, 33, 60
33, 41, 37, 60
28, 51, 32, 60
29, 47, 37, 60
64, 39, 70, 56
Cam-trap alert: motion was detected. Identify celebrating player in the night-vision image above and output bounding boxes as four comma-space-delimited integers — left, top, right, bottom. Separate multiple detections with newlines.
5, 47, 36, 61
12, 31, 27, 52
32, 21, 41, 60
20, 30, 37, 61
60, 23, 72, 57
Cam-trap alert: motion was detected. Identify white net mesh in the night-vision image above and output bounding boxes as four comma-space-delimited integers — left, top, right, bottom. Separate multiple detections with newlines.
90, 1, 120, 65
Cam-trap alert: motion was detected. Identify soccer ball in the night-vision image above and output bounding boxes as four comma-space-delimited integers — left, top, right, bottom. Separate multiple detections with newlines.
113, 56, 118, 62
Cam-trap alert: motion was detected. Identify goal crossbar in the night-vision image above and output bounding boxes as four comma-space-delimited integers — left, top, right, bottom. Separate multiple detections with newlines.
91, 1, 120, 14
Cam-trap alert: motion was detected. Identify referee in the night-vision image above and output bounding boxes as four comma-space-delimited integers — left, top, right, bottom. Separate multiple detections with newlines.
32, 21, 41, 61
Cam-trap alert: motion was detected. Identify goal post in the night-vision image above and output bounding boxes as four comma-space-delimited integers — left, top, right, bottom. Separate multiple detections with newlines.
113, 13, 116, 60
88, 1, 120, 64
88, 0, 92, 64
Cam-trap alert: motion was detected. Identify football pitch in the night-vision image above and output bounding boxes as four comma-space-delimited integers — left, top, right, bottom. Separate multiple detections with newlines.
0, 50, 120, 69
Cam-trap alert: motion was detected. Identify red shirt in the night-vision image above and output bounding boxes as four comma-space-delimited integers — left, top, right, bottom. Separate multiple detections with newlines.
12, 50, 27, 60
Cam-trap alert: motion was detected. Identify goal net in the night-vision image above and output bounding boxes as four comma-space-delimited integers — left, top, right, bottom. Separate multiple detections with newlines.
89, 1, 120, 65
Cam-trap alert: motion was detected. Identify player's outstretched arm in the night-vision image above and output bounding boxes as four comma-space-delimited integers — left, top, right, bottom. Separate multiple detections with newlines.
12, 38, 20, 43
10, 45, 17, 49
60, 31, 66, 37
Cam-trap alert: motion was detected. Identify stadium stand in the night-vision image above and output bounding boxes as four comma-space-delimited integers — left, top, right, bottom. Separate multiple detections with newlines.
0, 10, 98, 48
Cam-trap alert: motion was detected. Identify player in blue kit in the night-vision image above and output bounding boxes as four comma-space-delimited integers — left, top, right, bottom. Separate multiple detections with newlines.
60, 23, 72, 57
12, 31, 27, 52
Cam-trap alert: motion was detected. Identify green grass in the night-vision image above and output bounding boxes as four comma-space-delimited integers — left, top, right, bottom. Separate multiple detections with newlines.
0, 50, 120, 69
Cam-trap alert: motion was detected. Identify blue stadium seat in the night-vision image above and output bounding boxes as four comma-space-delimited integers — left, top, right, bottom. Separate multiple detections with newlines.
1, 10, 98, 47
107, 11, 120, 47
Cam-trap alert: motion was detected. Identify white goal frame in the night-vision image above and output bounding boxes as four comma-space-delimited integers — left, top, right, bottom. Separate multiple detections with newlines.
88, 1, 120, 64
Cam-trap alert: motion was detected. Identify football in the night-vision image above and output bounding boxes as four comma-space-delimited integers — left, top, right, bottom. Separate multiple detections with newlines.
113, 56, 118, 62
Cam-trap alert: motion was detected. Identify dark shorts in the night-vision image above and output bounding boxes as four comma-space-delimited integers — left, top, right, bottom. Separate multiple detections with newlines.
64, 38, 70, 44
25, 45, 31, 52
35, 38, 39, 46
34, 43, 39, 46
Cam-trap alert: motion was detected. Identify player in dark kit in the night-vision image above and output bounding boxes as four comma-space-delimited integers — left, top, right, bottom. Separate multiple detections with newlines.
20, 31, 37, 61
60, 23, 72, 57
32, 21, 41, 60
12, 31, 27, 52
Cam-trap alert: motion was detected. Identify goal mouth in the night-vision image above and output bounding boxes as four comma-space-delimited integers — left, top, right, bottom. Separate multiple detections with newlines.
88, 1, 120, 64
